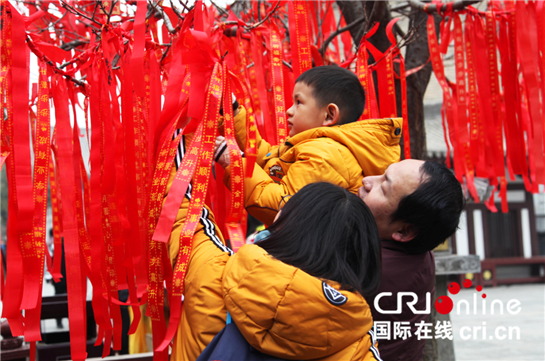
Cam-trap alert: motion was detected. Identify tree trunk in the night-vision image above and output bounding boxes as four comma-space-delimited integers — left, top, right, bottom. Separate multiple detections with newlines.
336, 0, 440, 160
403, 7, 441, 160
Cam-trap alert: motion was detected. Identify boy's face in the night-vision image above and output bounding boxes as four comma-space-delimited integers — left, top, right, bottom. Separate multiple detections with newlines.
286, 82, 328, 137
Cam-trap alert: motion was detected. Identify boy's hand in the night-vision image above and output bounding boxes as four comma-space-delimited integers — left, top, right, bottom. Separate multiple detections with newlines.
214, 136, 230, 168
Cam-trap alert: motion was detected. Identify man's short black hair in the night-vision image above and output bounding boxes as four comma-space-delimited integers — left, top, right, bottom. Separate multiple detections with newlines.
392, 161, 465, 254
296, 65, 365, 125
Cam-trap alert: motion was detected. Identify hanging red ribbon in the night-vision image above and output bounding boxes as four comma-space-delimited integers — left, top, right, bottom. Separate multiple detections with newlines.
269, 30, 288, 145
222, 63, 245, 252
356, 24, 379, 121
52, 76, 88, 361
288, 1, 313, 78
156, 62, 223, 352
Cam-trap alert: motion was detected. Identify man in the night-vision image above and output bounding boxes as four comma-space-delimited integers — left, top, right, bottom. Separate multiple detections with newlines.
358, 159, 464, 361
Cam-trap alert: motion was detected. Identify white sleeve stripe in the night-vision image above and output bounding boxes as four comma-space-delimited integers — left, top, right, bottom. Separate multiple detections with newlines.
368, 329, 383, 361
173, 132, 232, 256
200, 206, 233, 255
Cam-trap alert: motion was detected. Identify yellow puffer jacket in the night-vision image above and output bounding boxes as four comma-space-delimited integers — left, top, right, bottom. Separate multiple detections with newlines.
224, 106, 402, 225
164, 131, 233, 361
223, 244, 380, 361
173, 242, 380, 360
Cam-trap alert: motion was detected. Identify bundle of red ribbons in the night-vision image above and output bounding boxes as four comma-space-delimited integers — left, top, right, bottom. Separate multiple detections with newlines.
0, 1, 543, 360
427, 0, 545, 212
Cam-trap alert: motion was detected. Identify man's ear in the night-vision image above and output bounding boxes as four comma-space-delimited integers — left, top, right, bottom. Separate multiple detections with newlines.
322, 103, 340, 126
391, 224, 418, 243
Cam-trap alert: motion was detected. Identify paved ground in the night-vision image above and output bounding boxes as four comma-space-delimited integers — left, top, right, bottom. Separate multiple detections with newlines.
450, 283, 545, 361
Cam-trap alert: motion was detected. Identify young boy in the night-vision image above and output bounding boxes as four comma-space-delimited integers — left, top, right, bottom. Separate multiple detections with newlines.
216, 65, 403, 225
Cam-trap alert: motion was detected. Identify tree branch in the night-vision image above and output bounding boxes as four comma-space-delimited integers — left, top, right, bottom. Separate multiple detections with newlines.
148, 0, 176, 33
393, 22, 406, 39
26, 36, 88, 88
170, 2, 184, 19
320, 15, 366, 57
390, 2, 410, 12
210, 0, 228, 17
176, 0, 192, 13
101, 0, 117, 25
59, 0, 102, 27
245, 1, 281, 30
408, 0, 482, 14
60, 39, 89, 51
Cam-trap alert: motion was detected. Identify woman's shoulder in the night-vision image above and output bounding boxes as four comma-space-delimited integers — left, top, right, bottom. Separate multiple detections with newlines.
222, 245, 374, 360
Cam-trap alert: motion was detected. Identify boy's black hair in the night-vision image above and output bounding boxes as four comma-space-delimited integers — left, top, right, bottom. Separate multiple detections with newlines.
392, 161, 465, 254
257, 182, 381, 297
296, 65, 365, 125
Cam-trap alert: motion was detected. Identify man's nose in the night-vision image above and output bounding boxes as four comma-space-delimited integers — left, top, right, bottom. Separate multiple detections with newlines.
362, 175, 378, 188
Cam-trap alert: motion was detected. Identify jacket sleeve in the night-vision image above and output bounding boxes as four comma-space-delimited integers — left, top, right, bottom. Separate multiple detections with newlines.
351, 330, 382, 361
224, 141, 350, 226
219, 105, 273, 167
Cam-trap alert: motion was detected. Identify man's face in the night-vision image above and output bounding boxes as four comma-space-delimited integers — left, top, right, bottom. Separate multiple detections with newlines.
286, 82, 327, 137
358, 159, 425, 240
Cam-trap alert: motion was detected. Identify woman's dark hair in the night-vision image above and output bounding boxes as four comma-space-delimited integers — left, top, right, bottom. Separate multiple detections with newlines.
257, 182, 381, 297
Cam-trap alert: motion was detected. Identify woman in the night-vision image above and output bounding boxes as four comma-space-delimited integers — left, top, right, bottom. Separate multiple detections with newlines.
174, 182, 382, 361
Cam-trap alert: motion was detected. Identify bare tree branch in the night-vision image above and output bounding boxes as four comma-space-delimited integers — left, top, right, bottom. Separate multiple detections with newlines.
393, 22, 406, 38
170, 3, 184, 19
408, 0, 482, 13
390, 2, 410, 12
246, 1, 282, 30
27, 36, 88, 88
176, 0, 192, 13
148, 0, 176, 33
320, 15, 366, 57
210, 0, 228, 17
315, 1, 332, 47
59, 0, 102, 27
100, 0, 118, 25
60, 39, 89, 51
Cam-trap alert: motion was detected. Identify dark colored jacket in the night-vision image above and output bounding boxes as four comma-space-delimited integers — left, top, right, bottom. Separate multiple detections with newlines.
369, 240, 435, 361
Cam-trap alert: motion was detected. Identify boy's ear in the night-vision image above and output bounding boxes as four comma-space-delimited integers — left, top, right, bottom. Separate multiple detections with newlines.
322, 103, 340, 127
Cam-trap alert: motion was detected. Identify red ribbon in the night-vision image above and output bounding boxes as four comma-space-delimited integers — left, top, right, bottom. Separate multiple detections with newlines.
269, 30, 288, 145
250, 30, 276, 144
131, 0, 147, 98
516, 1, 545, 192
146, 120, 181, 361
288, 1, 313, 78
23, 61, 52, 342
230, 72, 258, 178
222, 63, 245, 252
52, 76, 88, 361
498, 14, 527, 181
464, 15, 486, 178
428, 14, 461, 178
356, 24, 379, 120
485, 12, 506, 180
156, 62, 222, 352
2, 2, 26, 338
453, 15, 478, 202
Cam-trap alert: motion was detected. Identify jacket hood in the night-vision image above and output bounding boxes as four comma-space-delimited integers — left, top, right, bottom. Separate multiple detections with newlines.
287, 118, 402, 176
222, 244, 373, 360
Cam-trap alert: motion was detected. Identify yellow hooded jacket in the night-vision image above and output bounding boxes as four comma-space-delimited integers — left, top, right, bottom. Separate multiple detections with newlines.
173, 243, 381, 361
223, 106, 402, 225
